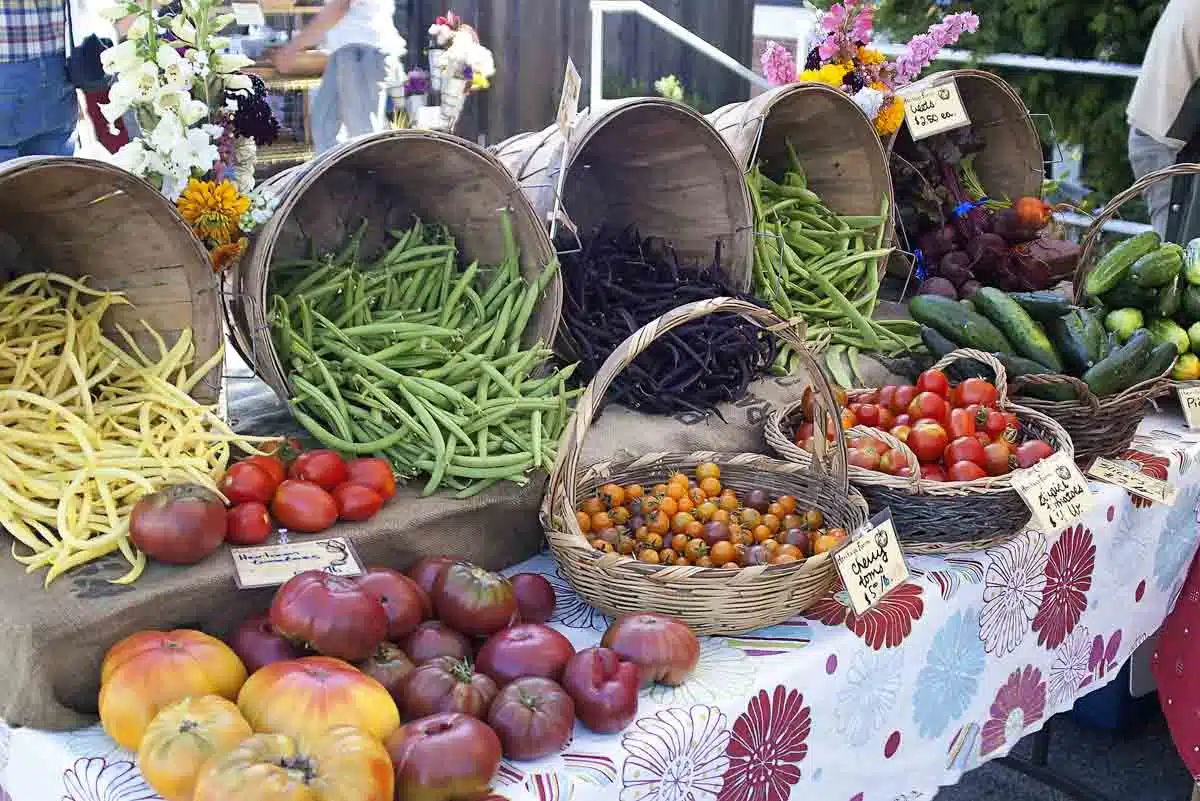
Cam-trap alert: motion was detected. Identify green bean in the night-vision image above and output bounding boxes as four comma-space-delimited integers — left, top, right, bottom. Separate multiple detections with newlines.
291, 405, 413, 454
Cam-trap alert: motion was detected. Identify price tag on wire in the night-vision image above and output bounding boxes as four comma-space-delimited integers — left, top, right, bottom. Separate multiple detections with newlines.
1009, 450, 1094, 532
899, 78, 971, 140
1087, 456, 1178, 507
1177, 384, 1200, 429
832, 509, 910, 615
231, 537, 364, 589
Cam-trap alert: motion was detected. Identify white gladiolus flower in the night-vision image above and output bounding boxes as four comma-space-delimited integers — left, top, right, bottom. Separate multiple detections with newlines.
213, 53, 253, 74
151, 86, 192, 117
187, 49, 210, 79
100, 39, 141, 75
169, 15, 196, 44
179, 98, 209, 125
126, 15, 150, 40
112, 139, 149, 175
213, 13, 235, 31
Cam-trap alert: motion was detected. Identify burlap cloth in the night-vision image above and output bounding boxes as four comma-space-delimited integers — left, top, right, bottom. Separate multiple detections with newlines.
0, 353, 900, 730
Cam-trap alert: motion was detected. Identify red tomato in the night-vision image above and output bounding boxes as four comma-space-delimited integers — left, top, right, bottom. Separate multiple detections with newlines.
878, 449, 906, 475
894, 413, 912, 427
912, 417, 940, 428
226, 502, 272, 546
980, 407, 1009, 438
219, 462, 276, 505
333, 483, 385, 522
856, 404, 881, 427
877, 407, 896, 430
848, 402, 863, 416
263, 437, 304, 464
948, 407, 977, 439
241, 455, 286, 488
982, 441, 1015, 476
907, 391, 949, 424
947, 384, 961, 408
958, 378, 999, 408
944, 435, 987, 467
891, 385, 918, 415
878, 385, 897, 411
857, 390, 881, 405
975, 431, 992, 449
847, 447, 881, 471
1015, 439, 1055, 469
840, 408, 857, 430
345, 458, 397, 500
907, 423, 949, 463
948, 461, 988, 481
920, 463, 948, 481
287, 450, 349, 492
916, 368, 950, 397
271, 480, 338, 533
890, 424, 912, 442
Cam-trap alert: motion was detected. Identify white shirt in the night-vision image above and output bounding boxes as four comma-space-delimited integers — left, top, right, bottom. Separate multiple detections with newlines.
323, 0, 405, 56
1127, 0, 1200, 148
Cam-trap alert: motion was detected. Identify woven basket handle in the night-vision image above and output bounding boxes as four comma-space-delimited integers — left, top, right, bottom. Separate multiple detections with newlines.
547, 297, 850, 502
1072, 162, 1200, 303
1008, 373, 1100, 410
930, 348, 1010, 404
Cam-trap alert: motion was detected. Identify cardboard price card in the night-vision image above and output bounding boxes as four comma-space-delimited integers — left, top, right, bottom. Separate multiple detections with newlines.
556, 58, 582, 136
1087, 456, 1178, 507
231, 537, 364, 589
899, 79, 971, 140
1009, 451, 1094, 532
1177, 384, 1200, 429
832, 510, 910, 615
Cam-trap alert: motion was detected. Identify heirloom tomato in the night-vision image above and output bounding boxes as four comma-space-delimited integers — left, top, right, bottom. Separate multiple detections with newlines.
487, 677, 575, 760
855, 404, 881, 427
947, 461, 988, 481
137, 695, 252, 801
400, 656, 499, 720
357, 567, 431, 639
332, 483, 384, 522
982, 441, 1015, 477
269, 570, 388, 661
357, 642, 416, 706
907, 391, 949, 424
406, 555, 459, 596
287, 449, 349, 492
906, 423, 949, 464
433, 563, 518, 637
890, 385, 918, 414
237, 656, 399, 743
225, 501, 272, 546
100, 629, 247, 752
128, 484, 227, 565
1015, 439, 1055, 469
401, 621, 473, 665
386, 713, 502, 801
509, 573, 556, 623
476, 624, 575, 686
948, 407, 977, 439
561, 647, 639, 734
228, 614, 304, 674
240, 454, 287, 487
957, 377, 998, 407
944, 435, 987, 468
600, 613, 699, 687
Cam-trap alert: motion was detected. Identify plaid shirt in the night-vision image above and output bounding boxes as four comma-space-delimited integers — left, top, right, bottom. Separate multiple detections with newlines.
0, 0, 67, 63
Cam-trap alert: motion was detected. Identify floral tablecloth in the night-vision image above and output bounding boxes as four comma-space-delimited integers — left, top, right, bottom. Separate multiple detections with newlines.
3, 413, 1199, 801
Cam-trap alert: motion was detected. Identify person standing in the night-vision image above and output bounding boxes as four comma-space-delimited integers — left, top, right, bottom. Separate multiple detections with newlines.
1126, 0, 1200, 236
272, 0, 404, 153
0, 0, 79, 162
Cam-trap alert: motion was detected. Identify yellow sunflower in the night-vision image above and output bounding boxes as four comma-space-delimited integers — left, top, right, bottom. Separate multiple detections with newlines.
177, 178, 251, 247
799, 62, 851, 88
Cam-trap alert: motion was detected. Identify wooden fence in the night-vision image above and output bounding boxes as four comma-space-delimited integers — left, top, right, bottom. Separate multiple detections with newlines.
401, 0, 756, 143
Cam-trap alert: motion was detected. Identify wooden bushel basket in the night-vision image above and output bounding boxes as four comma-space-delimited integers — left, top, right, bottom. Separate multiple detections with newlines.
0, 157, 223, 403
491, 97, 755, 292
230, 129, 562, 400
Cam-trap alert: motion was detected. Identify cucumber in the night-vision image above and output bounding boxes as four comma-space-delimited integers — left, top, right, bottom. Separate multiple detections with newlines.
920, 326, 992, 380
994, 353, 1078, 401
970, 287, 1063, 371
1085, 230, 1161, 296
909, 294, 1014, 354
1101, 277, 1158, 312
1130, 243, 1184, 288
1081, 329, 1155, 396
1047, 310, 1097, 376
920, 325, 958, 360
1076, 307, 1108, 362
1007, 291, 1074, 323
1157, 275, 1183, 318
1183, 284, 1200, 323
1131, 342, 1179, 386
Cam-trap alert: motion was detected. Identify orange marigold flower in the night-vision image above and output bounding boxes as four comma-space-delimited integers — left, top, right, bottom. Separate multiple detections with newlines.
210, 237, 248, 273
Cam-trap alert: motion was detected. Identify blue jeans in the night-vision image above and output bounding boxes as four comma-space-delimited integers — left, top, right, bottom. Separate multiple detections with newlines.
0, 54, 77, 163
311, 45, 389, 153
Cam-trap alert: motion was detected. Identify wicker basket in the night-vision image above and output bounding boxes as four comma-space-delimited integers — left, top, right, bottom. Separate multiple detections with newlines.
0, 157, 223, 403
765, 349, 1075, 554
229, 129, 562, 400
541, 297, 869, 635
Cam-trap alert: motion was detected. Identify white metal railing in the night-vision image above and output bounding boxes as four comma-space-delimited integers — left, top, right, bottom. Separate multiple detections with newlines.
589, 0, 771, 112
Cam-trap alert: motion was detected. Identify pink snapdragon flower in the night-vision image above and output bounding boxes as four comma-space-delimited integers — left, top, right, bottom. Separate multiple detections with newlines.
760, 41, 797, 86
893, 11, 980, 86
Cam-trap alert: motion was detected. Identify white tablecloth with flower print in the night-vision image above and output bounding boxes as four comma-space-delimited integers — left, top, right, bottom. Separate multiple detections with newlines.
3, 413, 1200, 801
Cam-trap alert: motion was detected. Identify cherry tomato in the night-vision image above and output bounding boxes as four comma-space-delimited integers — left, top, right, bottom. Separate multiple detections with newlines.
916, 368, 950, 398
920, 463, 947, 482
944, 435, 987, 467
877, 407, 896, 430
288, 450, 349, 492
878, 449, 906, 475
975, 431, 992, 448
227, 502, 273, 545
958, 378, 999, 408
878, 385, 897, 411
907, 422, 949, 463
980, 407, 1009, 438
847, 447, 881, 471
345, 457, 397, 500
856, 404, 881, 427
271, 480, 338, 533
912, 417, 940, 429
982, 441, 1015, 476
948, 407, 977, 439
219, 461, 277, 505
894, 413, 912, 427
1015, 439, 1055, 469
947, 384, 961, 408
891, 385, 918, 415
241, 454, 286, 488
907, 391, 949, 424
857, 389, 880, 405
947, 461, 988, 481
890, 424, 911, 442
333, 483, 385, 522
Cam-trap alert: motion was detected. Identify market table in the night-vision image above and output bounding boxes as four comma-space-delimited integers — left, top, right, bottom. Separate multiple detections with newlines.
2, 412, 1198, 801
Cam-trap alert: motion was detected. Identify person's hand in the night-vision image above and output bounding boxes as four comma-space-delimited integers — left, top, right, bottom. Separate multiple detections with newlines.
272, 44, 300, 74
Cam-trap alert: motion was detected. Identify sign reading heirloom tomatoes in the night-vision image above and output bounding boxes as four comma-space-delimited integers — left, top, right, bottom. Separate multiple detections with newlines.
1009, 451, 1094, 532
1087, 456, 1178, 507
832, 510, 910, 615
231, 537, 365, 589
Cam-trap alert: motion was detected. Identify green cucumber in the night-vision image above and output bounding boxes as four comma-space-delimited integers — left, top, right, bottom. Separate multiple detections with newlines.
909, 294, 1014, 354
1076, 307, 1107, 362
1007, 291, 1074, 323
920, 326, 991, 380
1081, 329, 1155, 396
1047, 310, 1097, 376
970, 287, 1063, 371
1130, 243, 1184, 288
1085, 230, 1161, 296
1101, 277, 1158, 312
1148, 318, 1190, 354
993, 353, 1078, 401
1131, 342, 1179, 386
920, 325, 958, 360
1183, 284, 1200, 323
1157, 275, 1183, 318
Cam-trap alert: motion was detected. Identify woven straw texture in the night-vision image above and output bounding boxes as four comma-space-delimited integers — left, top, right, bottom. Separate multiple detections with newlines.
230, 129, 562, 400
0, 156, 222, 402
491, 97, 754, 291
542, 297, 870, 635
707, 82, 895, 283
765, 349, 1075, 554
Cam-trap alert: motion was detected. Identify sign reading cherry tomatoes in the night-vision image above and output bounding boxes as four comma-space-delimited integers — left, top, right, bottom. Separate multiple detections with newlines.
831, 510, 910, 615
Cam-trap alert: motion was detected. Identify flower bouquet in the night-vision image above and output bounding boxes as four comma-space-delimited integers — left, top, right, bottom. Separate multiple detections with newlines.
760, 0, 979, 137
99, 0, 280, 271
426, 11, 496, 131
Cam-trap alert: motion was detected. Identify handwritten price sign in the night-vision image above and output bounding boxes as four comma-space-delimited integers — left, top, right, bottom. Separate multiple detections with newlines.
231, 537, 365, 589
832, 510, 910, 615
1177, 384, 1200, 429
1087, 457, 1178, 507
899, 79, 971, 140
1009, 451, 1094, 532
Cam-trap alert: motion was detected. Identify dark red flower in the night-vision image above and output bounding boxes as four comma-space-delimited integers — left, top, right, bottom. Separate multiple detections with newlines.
1117, 449, 1170, 509
719, 685, 811, 801
805, 581, 925, 650
1031, 524, 1095, 650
